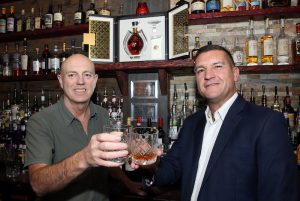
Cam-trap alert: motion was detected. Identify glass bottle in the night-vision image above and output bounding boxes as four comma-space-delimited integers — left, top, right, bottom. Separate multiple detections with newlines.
136, 1, 149, 15
176, 0, 190, 7
127, 21, 144, 55
99, 0, 111, 16
86, 0, 98, 23
6, 6, 16, 33
284, 86, 295, 128
101, 88, 108, 108
0, 7, 7, 34
32, 48, 41, 75
239, 84, 243, 97
59, 42, 69, 64
34, 7, 44, 30
271, 86, 281, 112
42, 44, 51, 75
45, 3, 54, 29
12, 43, 21, 77
221, 0, 234, 11
231, 37, 244, 66
69, 39, 77, 55
39, 89, 46, 111
2, 62, 11, 76
21, 38, 29, 76
246, 19, 258, 66
260, 18, 273, 65
261, 85, 267, 107
50, 45, 60, 74
191, 0, 205, 14
26, 8, 35, 31
250, 88, 255, 104
158, 117, 169, 153
17, 9, 26, 32
74, 0, 85, 25
206, 0, 220, 12
191, 36, 201, 60
277, 18, 289, 65
53, 4, 63, 28
2, 43, 9, 67
293, 23, 300, 64
31, 96, 39, 114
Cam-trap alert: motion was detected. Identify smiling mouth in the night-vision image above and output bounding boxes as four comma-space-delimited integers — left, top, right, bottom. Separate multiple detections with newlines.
74, 89, 86, 92
205, 83, 219, 88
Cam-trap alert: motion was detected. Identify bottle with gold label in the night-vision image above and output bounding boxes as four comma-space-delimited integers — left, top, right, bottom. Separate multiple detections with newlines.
260, 18, 274, 65
221, 0, 235, 11
246, 19, 258, 66
99, 0, 111, 16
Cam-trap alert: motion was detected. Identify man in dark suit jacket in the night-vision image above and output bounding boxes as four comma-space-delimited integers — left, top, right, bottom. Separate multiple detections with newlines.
137, 45, 299, 201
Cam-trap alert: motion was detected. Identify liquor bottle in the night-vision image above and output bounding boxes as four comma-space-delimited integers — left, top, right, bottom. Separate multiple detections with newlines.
293, 23, 300, 64
271, 86, 281, 112
99, 0, 111, 16
69, 39, 77, 55
48, 91, 53, 106
12, 43, 21, 77
2, 43, 9, 67
246, 19, 258, 66
17, 9, 26, 32
50, 45, 60, 74
261, 85, 267, 107
6, 6, 16, 33
277, 18, 289, 65
206, 0, 220, 12
176, 0, 190, 7
0, 7, 7, 34
191, 0, 205, 14
86, 0, 98, 23
2, 62, 11, 76
59, 42, 69, 64
101, 88, 108, 108
53, 4, 63, 28
136, 1, 149, 15
191, 36, 201, 60
231, 37, 244, 66
42, 44, 51, 75
32, 48, 41, 75
284, 86, 295, 128
31, 96, 39, 114
21, 38, 29, 76
239, 84, 243, 97
34, 7, 44, 30
250, 88, 255, 104
45, 3, 54, 29
11, 89, 19, 121
221, 0, 234, 11
127, 21, 144, 55
74, 0, 85, 25
26, 8, 35, 31
260, 18, 273, 65
39, 89, 46, 111
157, 117, 169, 153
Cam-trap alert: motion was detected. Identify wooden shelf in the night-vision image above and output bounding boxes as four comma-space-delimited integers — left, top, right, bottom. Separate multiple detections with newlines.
0, 24, 88, 43
0, 0, 22, 3
189, 6, 300, 25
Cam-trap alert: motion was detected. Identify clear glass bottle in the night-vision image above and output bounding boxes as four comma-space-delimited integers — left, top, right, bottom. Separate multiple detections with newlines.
32, 48, 41, 75
246, 19, 258, 66
12, 43, 21, 77
277, 18, 289, 65
260, 17, 274, 65
26, 8, 35, 31
261, 85, 267, 107
99, 0, 111, 16
231, 37, 244, 66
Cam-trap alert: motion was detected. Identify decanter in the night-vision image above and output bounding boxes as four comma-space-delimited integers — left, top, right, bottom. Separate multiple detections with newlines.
124, 21, 147, 57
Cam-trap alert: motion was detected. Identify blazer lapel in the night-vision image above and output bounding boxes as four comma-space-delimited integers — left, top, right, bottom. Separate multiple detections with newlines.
200, 96, 245, 190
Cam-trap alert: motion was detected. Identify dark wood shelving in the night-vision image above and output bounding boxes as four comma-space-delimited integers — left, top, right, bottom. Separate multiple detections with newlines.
0, 74, 58, 82
189, 6, 300, 25
0, 0, 22, 3
0, 24, 88, 43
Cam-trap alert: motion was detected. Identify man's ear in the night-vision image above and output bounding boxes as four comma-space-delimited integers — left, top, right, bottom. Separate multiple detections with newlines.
57, 74, 63, 90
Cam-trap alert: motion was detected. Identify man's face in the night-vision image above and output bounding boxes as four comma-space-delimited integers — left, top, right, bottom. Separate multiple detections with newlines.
194, 50, 239, 105
58, 55, 98, 105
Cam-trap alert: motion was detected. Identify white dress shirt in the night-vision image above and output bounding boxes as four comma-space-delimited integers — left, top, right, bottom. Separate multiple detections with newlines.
190, 93, 238, 201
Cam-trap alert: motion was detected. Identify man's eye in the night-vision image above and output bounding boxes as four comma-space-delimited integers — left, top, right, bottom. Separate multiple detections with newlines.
83, 73, 93, 78
214, 65, 223, 69
67, 73, 76, 78
195, 68, 205, 74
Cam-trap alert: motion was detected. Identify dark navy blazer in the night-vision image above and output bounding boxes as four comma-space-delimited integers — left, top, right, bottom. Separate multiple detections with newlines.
155, 95, 298, 201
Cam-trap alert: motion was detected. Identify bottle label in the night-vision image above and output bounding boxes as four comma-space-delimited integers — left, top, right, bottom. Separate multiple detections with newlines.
0, 19, 6, 33
21, 55, 28, 70
232, 50, 244, 65
248, 40, 258, 56
222, 0, 233, 8
74, 12, 82, 20
296, 38, 300, 55
33, 60, 41, 72
45, 14, 53, 27
169, 126, 178, 140
7, 17, 15, 32
50, 58, 60, 70
54, 13, 62, 22
263, 39, 273, 56
86, 10, 96, 21
17, 20, 22, 32
26, 19, 31, 31
191, 2, 205, 12
288, 113, 294, 128
278, 38, 289, 56
35, 17, 41, 29
99, 10, 111, 16
206, 0, 220, 11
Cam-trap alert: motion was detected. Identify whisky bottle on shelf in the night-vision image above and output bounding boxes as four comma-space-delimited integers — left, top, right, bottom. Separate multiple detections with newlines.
2, 43, 9, 67
59, 42, 69, 64
45, 3, 54, 29
86, 0, 97, 23
271, 86, 281, 112
277, 18, 289, 65
293, 23, 300, 64
220, 0, 234, 11
206, 0, 220, 12
284, 86, 295, 128
260, 18, 274, 65
231, 37, 244, 66
6, 6, 16, 33
42, 44, 51, 75
32, 48, 41, 75
39, 89, 46, 111
261, 85, 267, 107
250, 88, 255, 104
12, 43, 21, 77
21, 38, 29, 76
53, 4, 63, 28
191, 0, 205, 14
0, 7, 7, 34
101, 88, 108, 108
246, 19, 258, 66
191, 36, 201, 60
17, 9, 26, 32
31, 96, 39, 114
74, 0, 85, 25
99, 0, 111, 16
26, 8, 35, 31
34, 7, 44, 30
50, 45, 60, 74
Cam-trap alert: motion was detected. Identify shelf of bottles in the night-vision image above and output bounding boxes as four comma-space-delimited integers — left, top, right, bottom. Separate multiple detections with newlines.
189, 6, 300, 25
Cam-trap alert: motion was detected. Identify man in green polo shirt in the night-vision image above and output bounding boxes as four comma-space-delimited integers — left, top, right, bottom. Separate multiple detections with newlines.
25, 54, 130, 201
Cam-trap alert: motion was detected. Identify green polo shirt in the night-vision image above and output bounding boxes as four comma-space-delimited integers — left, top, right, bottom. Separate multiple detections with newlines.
25, 96, 110, 201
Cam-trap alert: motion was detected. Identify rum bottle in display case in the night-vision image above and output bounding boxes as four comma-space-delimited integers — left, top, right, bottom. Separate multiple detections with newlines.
125, 21, 145, 56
